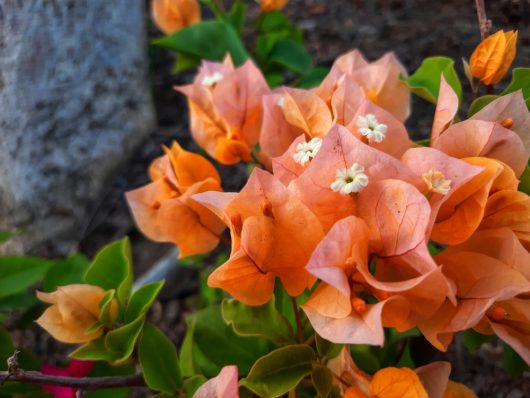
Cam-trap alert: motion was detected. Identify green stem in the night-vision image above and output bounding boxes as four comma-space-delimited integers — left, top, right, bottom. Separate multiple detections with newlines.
291, 297, 304, 344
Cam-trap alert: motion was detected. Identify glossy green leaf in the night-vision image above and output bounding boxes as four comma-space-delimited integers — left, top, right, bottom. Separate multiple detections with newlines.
98, 289, 117, 325
84, 237, 133, 305
139, 323, 182, 393
222, 297, 295, 345
70, 338, 117, 362
42, 254, 90, 292
501, 67, 530, 99
467, 95, 498, 117
125, 281, 164, 324
350, 345, 380, 375
311, 364, 333, 398
462, 329, 496, 353
153, 21, 249, 66
297, 67, 330, 89
105, 316, 145, 363
184, 375, 207, 398
240, 345, 316, 398
269, 39, 312, 75
502, 343, 529, 377
0, 257, 52, 299
403, 56, 462, 104
315, 334, 342, 360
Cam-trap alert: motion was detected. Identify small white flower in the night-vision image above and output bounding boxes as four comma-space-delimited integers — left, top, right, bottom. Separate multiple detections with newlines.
277, 96, 286, 108
293, 137, 322, 165
330, 163, 369, 195
201, 72, 224, 87
422, 169, 452, 195
356, 114, 388, 143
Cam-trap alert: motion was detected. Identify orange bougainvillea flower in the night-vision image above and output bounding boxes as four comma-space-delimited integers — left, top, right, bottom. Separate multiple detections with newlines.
126, 141, 225, 258
370, 367, 428, 398
193, 168, 324, 305
176, 57, 270, 165
36, 285, 117, 344
151, 0, 201, 35
469, 30, 518, 85
443, 381, 478, 398
193, 365, 239, 398
259, 0, 288, 12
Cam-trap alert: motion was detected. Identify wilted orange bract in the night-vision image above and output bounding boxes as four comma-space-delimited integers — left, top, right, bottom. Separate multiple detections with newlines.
152, 0, 201, 35
126, 141, 225, 258
469, 30, 517, 85
36, 285, 117, 344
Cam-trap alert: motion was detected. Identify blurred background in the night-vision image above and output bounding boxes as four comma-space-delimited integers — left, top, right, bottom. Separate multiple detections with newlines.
1, 1, 530, 396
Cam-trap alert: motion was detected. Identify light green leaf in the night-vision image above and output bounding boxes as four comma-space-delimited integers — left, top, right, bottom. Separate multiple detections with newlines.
184, 375, 207, 398
84, 237, 133, 306
70, 338, 117, 362
467, 95, 499, 117
501, 67, 530, 99
240, 345, 315, 398
98, 289, 117, 325
403, 56, 462, 104
153, 21, 249, 66
139, 323, 182, 393
125, 281, 164, 324
311, 364, 333, 398
105, 316, 145, 363
222, 297, 295, 345
0, 257, 52, 299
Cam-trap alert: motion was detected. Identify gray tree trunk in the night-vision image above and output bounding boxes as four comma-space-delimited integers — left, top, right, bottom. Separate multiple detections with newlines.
0, 0, 155, 254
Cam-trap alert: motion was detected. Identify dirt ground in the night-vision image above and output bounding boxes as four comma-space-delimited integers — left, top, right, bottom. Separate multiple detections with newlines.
17, 0, 530, 396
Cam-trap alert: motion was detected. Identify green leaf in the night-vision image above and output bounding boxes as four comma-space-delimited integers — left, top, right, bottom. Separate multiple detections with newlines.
153, 21, 249, 66
98, 289, 117, 325
462, 329, 496, 353
0, 327, 14, 371
70, 338, 117, 362
0, 257, 52, 299
105, 316, 145, 363
518, 165, 530, 194
269, 39, 313, 75
139, 323, 182, 393
184, 375, 207, 398
181, 305, 271, 378
501, 67, 530, 99
350, 345, 380, 375
174, 52, 201, 72
222, 297, 295, 345
403, 56, 462, 104
240, 345, 316, 398
315, 334, 342, 360
84, 237, 133, 306
311, 364, 333, 398
297, 67, 330, 89
396, 341, 415, 368
224, 0, 246, 35
0, 292, 38, 311
502, 343, 529, 377
467, 95, 499, 117
125, 281, 164, 324
42, 254, 90, 292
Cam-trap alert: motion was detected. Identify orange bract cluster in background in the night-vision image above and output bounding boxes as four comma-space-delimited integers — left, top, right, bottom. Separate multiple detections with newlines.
126, 42, 530, 390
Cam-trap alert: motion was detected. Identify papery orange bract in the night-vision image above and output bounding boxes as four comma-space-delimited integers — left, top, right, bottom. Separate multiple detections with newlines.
271, 135, 308, 186
443, 381, 478, 398
259, 0, 288, 12
431, 76, 459, 142
36, 285, 116, 344
193, 168, 324, 305
414, 362, 451, 398
176, 58, 270, 165
151, 0, 201, 34
193, 365, 239, 398
370, 367, 428, 398
126, 141, 225, 258
469, 30, 517, 85
327, 347, 371, 396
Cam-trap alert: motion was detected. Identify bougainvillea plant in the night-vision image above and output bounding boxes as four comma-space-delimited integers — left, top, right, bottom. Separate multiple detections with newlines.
1, 1, 530, 397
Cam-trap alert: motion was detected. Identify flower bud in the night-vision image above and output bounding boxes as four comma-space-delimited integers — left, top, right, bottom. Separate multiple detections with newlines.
260, 0, 288, 12
469, 30, 517, 85
36, 284, 117, 344
152, 0, 201, 35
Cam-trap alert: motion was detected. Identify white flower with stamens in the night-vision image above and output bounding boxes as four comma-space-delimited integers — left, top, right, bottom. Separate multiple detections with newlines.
201, 72, 224, 87
422, 169, 452, 195
293, 137, 322, 165
356, 114, 388, 143
277, 96, 286, 108
330, 163, 369, 195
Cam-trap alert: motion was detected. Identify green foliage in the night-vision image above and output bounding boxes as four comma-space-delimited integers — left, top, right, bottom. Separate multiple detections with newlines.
179, 304, 271, 378
315, 334, 342, 360
98, 289, 117, 326
402, 56, 462, 104
518, 165, 530, 194
240, 344, 316, 398
0, 256, 52, 299
502, 343, 530, 377
350, 345, 381, 374
153, 21, 249, 67
502, 67, 530, 99
84, 237, 133, 306
297, 67, 330, 89
42, 254, 90, 292
222, 297, 295, 345
467, 95, 498, 116
311, 364, 333, 398
268, 39, 313, 75
125, 281, 165, 323
462, 329, 496, 353
105, 316, 145, 363
184, 375, 208, 398
0, 326, 13, 371
139, 323, 182, 393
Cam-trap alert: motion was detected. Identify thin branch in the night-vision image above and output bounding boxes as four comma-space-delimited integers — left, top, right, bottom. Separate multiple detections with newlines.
0, 370, 145, 390
290, 297, 304, 344
474, 0, 491, 40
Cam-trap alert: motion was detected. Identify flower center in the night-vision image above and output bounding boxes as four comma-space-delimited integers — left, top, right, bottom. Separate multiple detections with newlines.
293, 137, 323, 166
422, 169, 452, 196
330, 163, 369, 195
201, 72, 224, 87
356, 114, 388, 143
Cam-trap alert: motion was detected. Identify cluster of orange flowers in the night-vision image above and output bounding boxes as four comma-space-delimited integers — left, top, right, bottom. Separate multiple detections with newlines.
127, 45, 530, 375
